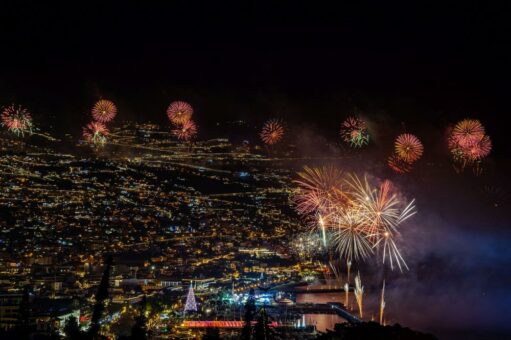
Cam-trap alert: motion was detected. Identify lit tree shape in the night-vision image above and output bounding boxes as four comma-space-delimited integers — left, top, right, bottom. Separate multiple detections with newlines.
184, 282, 197, 313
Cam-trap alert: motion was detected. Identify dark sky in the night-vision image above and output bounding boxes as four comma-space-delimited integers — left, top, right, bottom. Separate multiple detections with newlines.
1, 2, 510, 143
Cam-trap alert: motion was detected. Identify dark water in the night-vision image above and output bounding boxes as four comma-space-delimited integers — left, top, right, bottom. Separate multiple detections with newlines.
295, 291, 349, 333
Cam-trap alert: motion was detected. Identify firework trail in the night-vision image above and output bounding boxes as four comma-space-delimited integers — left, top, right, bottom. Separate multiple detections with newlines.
346, 260, 352, 284
319, 215, 327, 248
328, 260, 342, 286
171, 120, 198, 141
340, 116, 370, 147
354, 272, 364, 318
167, 101, 193, 125
83, 121, 109, 146
1, 104, 33, 136
92, 100, 117, 123
394, 133, 424, 163
380, 280, 385, 325
344, 282, 350, 308
260, 119, 285, 145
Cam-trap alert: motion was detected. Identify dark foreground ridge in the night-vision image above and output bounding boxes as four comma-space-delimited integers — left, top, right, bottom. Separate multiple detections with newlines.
317, 322, 437, 340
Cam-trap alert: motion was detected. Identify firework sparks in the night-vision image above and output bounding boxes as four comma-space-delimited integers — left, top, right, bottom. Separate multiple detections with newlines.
332, 209, 373, 262
293, 168, 417, 271
466, 135, 492, 161
289, 232, 323, 260
92, 100, 117, 123
482, 185, 509, 208
293, 166, 349, 217
354, 272, 364, 318
328, 260, 342, 284
83, 121, 109, 146
167, 101, 193, 125
260, 119, 284, 145
1, 104, 33, 136
340, 116, 370, 147
345, 174, 416, 271
394, 133, 424, 163
171, 120, 198, 141
387, 154, 412, 173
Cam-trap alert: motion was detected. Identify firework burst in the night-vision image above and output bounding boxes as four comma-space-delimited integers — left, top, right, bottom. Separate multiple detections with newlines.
293, 166, 350, 218
92, 100, 117, 123
340, 116, 370, 147
167, 101, 193, 125
448, 119, 492, 171
260, 119, 285, 145
347, 174, 416, 271
394, 133, 424, 163
171, 120, 198, 141
1, 104, 33, 136
332, 209, 373, 262
346, 176, 401, 237
293, 167, 417, 271
451, 119, 485, 149
83, 121, 109, 146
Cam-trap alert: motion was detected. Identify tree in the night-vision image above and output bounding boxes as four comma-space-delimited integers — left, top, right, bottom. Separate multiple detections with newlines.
88, 255, 112, 339
130, 295, 149, 340
254, 307, 274, 340
202, 327, 220, 340
183, 283, 198, 313
15, 286, 32, 339
241, 288, 256, 340
63, 316, 86, 340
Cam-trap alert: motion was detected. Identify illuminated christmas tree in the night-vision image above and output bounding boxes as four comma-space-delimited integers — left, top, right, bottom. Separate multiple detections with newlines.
184, 282, 197, 313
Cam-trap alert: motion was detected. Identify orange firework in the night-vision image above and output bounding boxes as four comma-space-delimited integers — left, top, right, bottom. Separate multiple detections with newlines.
171, 120, 198, 141
83, 121, 109, 146
293, 166, 351, 218
260, 119, 284, 145
167, 101, 193, 125
451, 119, 485, 149
394, 133, 424, 163
92, 100, 117, 123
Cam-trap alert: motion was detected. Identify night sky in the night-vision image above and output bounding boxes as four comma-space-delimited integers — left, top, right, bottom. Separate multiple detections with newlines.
1, 2, 511, 337
1, 2, 510, 147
